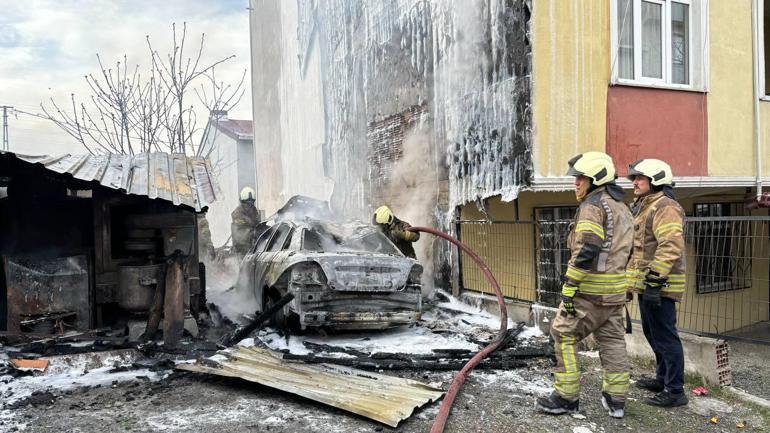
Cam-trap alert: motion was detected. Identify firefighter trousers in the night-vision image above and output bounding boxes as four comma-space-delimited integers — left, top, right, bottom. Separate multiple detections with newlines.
639, 294, 685, 394
550, 296, 630, 402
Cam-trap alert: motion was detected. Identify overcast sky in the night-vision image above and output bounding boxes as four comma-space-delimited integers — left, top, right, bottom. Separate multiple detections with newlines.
0, 0, 252, 155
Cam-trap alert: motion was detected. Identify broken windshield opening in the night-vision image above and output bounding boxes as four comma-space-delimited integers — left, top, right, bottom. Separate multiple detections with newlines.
302, 225, 401, 256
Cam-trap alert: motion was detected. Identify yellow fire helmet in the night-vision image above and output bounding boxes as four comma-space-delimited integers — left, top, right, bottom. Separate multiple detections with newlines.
374, 205, 394, 225
239, 186, 256, 202
566, 151, 616, 186
627, 159, 674, 186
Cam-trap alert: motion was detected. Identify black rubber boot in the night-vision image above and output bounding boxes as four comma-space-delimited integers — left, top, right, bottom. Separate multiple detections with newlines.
635, 377, 665, 393
644, 390, 689, 407
600, 392, 625, 419
535, 391, 579, 415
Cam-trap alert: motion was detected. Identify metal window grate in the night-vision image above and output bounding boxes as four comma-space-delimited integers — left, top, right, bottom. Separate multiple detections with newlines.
691, 218, 752, 294
459, 214, 770, 344
534, 207, 577, 307
693, 203, 751, 294
457, 220, 536, 302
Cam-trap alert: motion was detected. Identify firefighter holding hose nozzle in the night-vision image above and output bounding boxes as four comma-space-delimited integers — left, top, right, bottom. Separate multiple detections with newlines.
372, 205, 420, 259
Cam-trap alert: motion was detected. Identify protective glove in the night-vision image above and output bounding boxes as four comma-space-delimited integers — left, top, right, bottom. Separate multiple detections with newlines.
561, 284, 578, 316
626, 291, 634, 303
643, 272, 667, 308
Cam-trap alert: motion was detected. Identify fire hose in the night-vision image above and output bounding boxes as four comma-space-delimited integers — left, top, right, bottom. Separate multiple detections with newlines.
407, 226, 508, 433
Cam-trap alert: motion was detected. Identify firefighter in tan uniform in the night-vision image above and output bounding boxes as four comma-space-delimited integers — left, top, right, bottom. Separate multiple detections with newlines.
626, 159, 688, 408
231, 187, 259, 258
372, 206, 420, 259
536, 152, 633, 419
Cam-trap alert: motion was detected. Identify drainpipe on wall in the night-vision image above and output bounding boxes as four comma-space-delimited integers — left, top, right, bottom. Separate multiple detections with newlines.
752, 0, 764, 201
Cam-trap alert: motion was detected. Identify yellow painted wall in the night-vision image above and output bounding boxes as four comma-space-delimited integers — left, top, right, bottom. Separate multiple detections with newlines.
707, 0, 758, 176
531, 0, 610, 177
459, 191, 576, 301
461, 190, 770, 333
531, 0, 770, 178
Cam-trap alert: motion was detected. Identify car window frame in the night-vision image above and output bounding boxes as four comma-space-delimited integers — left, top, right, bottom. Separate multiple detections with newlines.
266, 223, 294, 253
253, 225, 277, 253
300, 227, 324, 252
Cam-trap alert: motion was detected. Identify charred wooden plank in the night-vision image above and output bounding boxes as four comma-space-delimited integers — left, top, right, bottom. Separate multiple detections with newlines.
141, 263, 167, 341
301, 341, 369, 357
219, 293, 295, 346
281, 353, 529, 371
163, 254, 186, 348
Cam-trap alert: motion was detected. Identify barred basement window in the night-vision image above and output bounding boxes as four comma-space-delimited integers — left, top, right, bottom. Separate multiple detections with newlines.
692, 203, 752, 294
535, 206, 577, 306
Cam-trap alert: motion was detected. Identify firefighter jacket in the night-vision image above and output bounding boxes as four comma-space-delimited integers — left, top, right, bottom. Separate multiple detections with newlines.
379, 218, 420, 259
231, 202, 259, 254
626, 191, 686, 301
564, 185, 634, 306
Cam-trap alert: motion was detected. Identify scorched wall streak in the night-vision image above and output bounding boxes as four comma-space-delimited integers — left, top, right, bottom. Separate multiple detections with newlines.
297, 0, 532, 213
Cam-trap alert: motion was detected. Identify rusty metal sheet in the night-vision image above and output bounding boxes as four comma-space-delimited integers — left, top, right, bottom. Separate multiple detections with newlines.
0, 151, 220, 212
178, 346, 444, 427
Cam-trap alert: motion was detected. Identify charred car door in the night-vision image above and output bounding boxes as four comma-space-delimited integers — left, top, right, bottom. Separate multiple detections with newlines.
250, 223, 295, 300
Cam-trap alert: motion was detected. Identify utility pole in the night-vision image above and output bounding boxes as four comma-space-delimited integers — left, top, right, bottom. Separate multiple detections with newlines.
1, 105, 11, 151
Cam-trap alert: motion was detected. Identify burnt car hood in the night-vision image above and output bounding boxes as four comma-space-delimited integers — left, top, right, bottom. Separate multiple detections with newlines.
304, 252, 417, 292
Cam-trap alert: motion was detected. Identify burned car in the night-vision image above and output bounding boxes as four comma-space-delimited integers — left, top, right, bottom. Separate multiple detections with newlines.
235, 196, 422, 330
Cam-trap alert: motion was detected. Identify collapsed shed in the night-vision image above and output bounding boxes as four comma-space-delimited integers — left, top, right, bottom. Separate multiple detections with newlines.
0, 151, 219, 344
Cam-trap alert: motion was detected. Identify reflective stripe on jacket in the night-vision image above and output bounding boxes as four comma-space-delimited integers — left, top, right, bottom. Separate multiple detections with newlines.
626, 191, 686, 301
565, 185, 634, 306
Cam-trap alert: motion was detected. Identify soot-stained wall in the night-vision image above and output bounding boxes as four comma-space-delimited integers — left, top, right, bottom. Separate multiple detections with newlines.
252, 0, 533, 216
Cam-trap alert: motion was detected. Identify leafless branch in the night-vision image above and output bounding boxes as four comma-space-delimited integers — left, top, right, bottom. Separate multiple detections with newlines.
39, 22, 241, 158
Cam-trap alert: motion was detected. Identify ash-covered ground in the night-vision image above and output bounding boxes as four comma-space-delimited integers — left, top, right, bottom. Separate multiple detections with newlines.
1, 288, 768, 433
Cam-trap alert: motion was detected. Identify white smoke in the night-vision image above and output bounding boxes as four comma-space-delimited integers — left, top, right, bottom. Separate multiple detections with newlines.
383, 127, 441, 295
205, 256, 259, 324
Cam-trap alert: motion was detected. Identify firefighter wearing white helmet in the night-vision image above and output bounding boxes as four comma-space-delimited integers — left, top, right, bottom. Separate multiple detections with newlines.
372, 205, 419, 258
537, 151, 633, 419
626, 159, 688, 408
231, 187, 259, 258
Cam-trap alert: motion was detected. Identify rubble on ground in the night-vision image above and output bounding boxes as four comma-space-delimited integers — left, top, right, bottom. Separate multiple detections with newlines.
0, 290, 550, 429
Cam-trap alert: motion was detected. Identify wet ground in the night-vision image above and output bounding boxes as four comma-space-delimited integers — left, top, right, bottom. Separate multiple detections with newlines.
2, 294, 769, 433
2, 353, 768, 433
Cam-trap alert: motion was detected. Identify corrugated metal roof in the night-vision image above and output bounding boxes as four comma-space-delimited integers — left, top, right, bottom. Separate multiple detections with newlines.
177, 346, 444, 427
0, 151, 220, 211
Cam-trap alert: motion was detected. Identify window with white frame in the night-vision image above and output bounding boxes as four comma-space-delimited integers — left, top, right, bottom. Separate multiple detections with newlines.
613, 0, 708, 90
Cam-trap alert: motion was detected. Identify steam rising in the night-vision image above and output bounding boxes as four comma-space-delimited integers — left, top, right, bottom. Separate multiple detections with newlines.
382, 128, 441, 295
205, 256, 259, 324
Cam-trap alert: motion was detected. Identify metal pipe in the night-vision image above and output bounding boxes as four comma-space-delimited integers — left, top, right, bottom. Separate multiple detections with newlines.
752, 0, 763, 200
407, 226, 508, 433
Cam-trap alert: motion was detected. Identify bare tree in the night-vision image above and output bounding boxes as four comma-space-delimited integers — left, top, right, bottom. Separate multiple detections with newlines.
194, 65, 247, 172
41, 22, 245, 156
